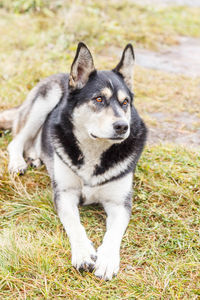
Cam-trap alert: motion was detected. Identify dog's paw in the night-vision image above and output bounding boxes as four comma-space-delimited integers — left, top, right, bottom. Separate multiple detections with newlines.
72, 241, 97, 272
8, 158, 27, 175
28, 158, 42, 168
94, 245, 120, 280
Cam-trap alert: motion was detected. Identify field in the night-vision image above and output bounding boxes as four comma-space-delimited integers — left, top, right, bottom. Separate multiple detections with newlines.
0, 0, 200, 298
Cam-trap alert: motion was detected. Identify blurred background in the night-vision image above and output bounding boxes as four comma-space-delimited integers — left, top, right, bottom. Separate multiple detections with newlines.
0, 0, 199, 148
0, 1, 200, 298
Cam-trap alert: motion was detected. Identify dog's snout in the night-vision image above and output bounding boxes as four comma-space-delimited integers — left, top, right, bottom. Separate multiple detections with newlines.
113, 121, 128, 135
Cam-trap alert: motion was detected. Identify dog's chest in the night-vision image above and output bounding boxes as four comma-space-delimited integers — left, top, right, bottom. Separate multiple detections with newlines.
77, 141, 107, 184
81, 184, 99, 205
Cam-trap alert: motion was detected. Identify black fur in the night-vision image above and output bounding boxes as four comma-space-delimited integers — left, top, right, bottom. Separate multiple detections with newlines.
41, 68, 147, 186
68, 70, 132, 109
52, 179, 59, 210
94, 110, 147, 177
113, 43, 135, 86
124, 191, 133, 215
42, 81, 84, 168
34, 43, 147, 280
53, 115, 84, 167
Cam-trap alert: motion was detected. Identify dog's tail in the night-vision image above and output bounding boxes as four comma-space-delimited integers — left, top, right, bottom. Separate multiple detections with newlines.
0, 106, 20, 131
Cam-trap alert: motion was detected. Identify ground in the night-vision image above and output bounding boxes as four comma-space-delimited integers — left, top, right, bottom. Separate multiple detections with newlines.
0, 0, 200, 299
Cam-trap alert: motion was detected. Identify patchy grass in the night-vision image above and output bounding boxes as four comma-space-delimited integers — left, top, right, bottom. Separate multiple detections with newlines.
0, 139, 200, 298
0, 0, 200, 299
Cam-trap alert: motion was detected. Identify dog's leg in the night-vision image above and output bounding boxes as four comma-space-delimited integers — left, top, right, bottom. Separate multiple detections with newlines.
25, 130, 42, 168
54, 154, 97, 272
57, 191, 97, 271
8, 85, 62, 174
94, 202, 131, 280
94, 174, 133, 280
8, 102, 43, 174
0, 107, 20, 131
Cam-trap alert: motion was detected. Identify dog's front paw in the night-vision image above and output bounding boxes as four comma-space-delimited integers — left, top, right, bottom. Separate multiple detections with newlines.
72, 241, 97, 272
94, 245, 120, 280
8, 158, 27, 175
28, 158, 42, 168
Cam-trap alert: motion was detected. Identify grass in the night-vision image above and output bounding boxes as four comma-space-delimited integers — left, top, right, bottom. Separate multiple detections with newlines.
0, 0, 200, 299
0, 143, 199, 298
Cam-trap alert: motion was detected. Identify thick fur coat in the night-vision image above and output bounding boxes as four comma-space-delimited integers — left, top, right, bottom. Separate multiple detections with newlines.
0, 43, 147, 280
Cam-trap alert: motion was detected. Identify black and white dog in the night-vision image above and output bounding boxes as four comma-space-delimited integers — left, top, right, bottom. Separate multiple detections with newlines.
0, 43, 147, 280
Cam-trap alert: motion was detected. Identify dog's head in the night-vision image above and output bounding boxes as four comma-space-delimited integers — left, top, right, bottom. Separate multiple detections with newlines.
68, 42, 135, 143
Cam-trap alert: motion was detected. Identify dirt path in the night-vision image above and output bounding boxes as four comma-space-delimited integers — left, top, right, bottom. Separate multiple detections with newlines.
136, 37, 200, 77
102, 37, 200, 77
135, 37, 200, 149
147, 112, 200, 149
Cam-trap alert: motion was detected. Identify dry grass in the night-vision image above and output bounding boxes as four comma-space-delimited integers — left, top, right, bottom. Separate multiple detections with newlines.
0, 0, 200, 298
1, 138, 200, 298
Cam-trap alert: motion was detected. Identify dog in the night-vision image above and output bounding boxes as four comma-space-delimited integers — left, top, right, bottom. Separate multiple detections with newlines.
0, 42, 147, 280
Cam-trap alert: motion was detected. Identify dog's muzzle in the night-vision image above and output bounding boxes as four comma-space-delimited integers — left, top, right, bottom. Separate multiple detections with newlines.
90, 120, 129, 141
113, 121, 128, 135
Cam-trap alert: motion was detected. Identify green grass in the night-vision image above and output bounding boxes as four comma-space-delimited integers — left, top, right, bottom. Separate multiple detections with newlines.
0, 0, 200, 299
0, 142, 200, 298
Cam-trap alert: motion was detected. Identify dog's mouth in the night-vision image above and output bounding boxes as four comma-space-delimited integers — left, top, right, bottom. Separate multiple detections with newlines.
90, 133, 125, 141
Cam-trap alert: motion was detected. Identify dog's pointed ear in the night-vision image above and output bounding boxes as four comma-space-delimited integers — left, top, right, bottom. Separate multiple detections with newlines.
69, 42, 95, 90
113, 44, 135, 91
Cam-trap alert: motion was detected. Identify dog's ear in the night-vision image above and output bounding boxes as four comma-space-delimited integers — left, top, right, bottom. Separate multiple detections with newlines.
113, 44, 135, 91
69, 42, 95, 90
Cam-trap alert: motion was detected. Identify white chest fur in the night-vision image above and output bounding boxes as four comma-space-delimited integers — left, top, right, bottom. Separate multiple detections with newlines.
77, 138, 109, 183
54, 143, 133, 207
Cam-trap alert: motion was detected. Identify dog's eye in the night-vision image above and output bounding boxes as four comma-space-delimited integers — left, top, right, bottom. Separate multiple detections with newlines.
95, 96, 103, 103
122, 99, 129, 106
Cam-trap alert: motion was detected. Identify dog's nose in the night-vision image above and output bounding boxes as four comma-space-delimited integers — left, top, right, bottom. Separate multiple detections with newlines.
113, 121, 128, 135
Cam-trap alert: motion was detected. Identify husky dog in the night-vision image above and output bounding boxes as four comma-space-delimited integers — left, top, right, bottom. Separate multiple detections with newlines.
0, 43, 147, 280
